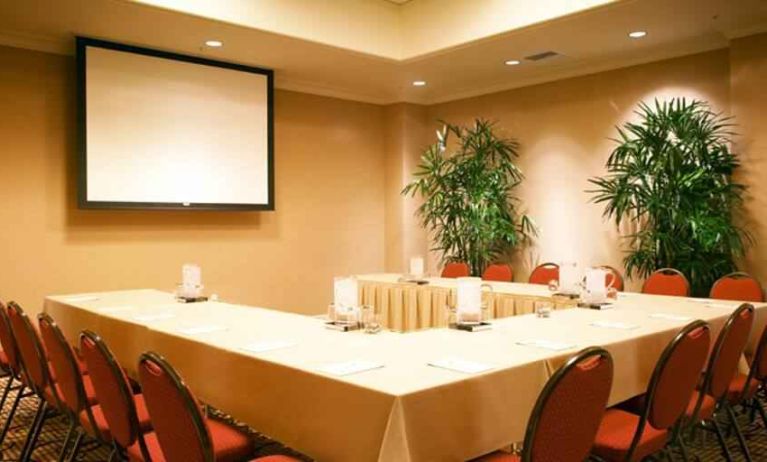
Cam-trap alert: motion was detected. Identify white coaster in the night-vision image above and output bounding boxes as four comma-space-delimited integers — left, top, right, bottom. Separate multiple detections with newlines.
516, 339, 576, 351
428, 357, 496, 374
590, 321, 639, 330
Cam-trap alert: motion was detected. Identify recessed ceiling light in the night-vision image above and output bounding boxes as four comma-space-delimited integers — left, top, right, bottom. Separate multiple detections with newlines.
412, 80, 426, 87
504, 59, 521, 66
628, 31, 647, 39
204, 40, 223, 47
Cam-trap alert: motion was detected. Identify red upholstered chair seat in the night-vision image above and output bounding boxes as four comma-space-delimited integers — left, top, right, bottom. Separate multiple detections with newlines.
80, 394, 153, 441
471, 450, 520, 461
592, 409, 667, 461
127, 420, 253, 462
442, 262, 470, 278
482, 264, 513, 282
685, 391, 716, 421
0, 350, 8, 368
727, 374, 760, 403
43, 375, 99, 408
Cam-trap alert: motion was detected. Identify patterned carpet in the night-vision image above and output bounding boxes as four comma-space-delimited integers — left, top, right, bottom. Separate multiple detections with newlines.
0, 374, 765, 461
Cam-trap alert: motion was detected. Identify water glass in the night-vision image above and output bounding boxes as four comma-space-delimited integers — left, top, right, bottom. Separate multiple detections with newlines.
362, 305, 381, 334
535, 303, 553, 318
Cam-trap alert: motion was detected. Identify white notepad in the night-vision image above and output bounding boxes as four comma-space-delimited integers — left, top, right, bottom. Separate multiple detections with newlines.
649, 313, 692, 321
516, 339, 576, 351
428, 357, 495, 374
705, 303, 737, 309
64, 295, 100, 302
132, 312, 175, 322
97, 306, 133, 313
317, 360, 384, 376
241, 340, 295, 353
177, 325, 228, 335
590, 321, 639, 330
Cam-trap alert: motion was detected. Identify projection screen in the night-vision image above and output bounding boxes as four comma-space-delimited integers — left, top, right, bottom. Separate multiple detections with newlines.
77, 37, 274, 210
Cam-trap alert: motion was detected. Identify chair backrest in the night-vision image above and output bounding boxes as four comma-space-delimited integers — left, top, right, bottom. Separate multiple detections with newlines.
528, 262, 559, 285
600, 265, 624, 291
481, 264, 513, 282
38, 314, 89, 417
7, 302, 52, 396
710, 272, 764, 303
522, 347, 613, 462
700, 304, 754, 402
737, 324, 767, 402
441, 262, 470, 278
80, 330, 142, 450
643, 321, 710, 432
139, 352, 213, 462
0, 302, 23, 377
642, 268, 690, 297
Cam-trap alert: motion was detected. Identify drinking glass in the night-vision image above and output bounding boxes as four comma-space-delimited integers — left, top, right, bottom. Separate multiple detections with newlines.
535, 303, 553, 318
362, 305, 381, 334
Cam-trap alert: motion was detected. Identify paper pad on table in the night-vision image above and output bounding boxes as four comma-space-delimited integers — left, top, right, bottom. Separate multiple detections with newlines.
177, 325, 228, 335
516, 339, 575, 351
428, 357, 495, 374
241, 340, 295, 353
649, 313, 692, 321
590, 321, 639, 330
317, 360, 383, 376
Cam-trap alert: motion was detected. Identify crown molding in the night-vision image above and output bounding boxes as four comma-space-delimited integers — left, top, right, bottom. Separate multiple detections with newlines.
0, 30, 70, 55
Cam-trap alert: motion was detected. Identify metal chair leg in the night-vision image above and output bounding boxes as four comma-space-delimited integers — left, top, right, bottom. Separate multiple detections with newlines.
0, 377, 14, 415
0, 385, 24, 444
57, 417, 77, 462
712, 418, 734, 462
725, 403, 753, 462
678, 433, 691, 462
19, 399, 47, 462
64, 428, 84, 462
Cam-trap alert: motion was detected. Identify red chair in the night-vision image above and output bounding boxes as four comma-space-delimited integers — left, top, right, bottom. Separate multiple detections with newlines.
138, 351, 300, 462
482, 264, 513, 282
685, 303, 755, 461
473, 347, 613, 461
39, 313, 125, 461
642, 268, 690, 297
441, 262, 470, 278
528, 262, 559, 285
600, 265, 624, 292
7, 302, 69, 461
726, 324, 767, 429
592, 320, 711, 461
710, 272, 764, 302
0, 302, 35, 446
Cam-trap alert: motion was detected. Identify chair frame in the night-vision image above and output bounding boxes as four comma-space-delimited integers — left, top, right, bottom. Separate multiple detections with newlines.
139, 351, 216, 462
686, 303, 755, 462
38, 313, 115, 462
710, 272, 764, 302
523, 346, 612, 462
642, 268, 690, 297
80, 330, 152, 461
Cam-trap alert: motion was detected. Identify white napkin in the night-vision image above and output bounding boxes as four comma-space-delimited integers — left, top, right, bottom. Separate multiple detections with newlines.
132, 312, 175, 322
64, 295, 100, 302
177, 325, 228, 335
428, 357, 495, 374
241, 340, 295, 353
590, 321, 639, 330
649, 313, 692, 321
516, 339, 576, 351
317, 360, 384, 376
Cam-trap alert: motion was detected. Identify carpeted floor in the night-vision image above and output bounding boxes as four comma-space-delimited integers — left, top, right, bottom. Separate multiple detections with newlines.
0, 375, 766, 461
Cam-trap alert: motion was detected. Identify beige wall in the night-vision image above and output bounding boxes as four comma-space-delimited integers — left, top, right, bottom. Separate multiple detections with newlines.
731, 33, 767, 286
2, 35, 766, 313
0, 45, 386, 316
426, 49, 732, 289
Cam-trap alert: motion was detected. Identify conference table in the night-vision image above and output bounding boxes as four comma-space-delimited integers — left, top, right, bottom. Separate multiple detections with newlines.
44, 288, 767, 462
358, 273, 578, 331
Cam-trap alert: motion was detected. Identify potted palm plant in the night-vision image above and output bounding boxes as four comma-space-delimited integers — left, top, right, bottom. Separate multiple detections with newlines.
402, 119, 537, 276
588, 98, 751, 296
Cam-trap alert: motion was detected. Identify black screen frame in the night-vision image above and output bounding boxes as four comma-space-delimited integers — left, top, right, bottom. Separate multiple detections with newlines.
76, 36, 275, 211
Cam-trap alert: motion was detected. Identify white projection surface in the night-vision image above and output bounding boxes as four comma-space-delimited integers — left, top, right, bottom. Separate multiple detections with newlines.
82, 43, 272, 209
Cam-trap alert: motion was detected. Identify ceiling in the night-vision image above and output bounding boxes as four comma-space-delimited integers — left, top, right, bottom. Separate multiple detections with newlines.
0, 0, 765, 105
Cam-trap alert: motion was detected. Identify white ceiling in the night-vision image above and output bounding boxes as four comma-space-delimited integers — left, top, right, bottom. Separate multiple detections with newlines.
0, 0, 765, 104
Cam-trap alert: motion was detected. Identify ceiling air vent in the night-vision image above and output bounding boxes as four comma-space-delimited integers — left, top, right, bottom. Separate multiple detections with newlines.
525, 51, 559, 62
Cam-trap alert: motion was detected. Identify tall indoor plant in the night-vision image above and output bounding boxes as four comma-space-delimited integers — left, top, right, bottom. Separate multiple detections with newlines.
402, 119, 536, 276
588, 98, 751, 296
